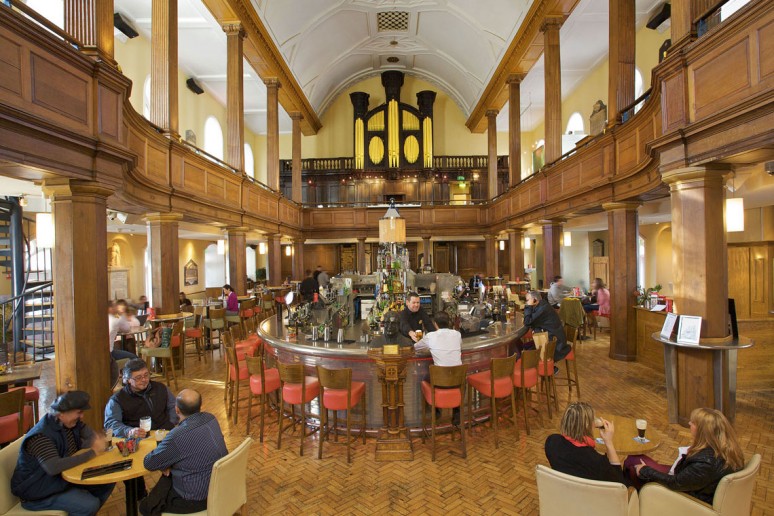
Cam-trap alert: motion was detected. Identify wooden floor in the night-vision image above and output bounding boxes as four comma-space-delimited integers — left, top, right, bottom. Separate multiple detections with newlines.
32, 334, 773, 515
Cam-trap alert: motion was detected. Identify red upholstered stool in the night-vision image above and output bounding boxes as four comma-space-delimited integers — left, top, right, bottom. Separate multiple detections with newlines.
0, 390, 33, 445
246, 345, 280, 443
185, 308, 206, 362
421, 364, 468, 461
278, 363, 320, 456
222, 331, 250, 424
513, 349, 540, 435
466, 354, 518, 448
9, 368, 40, 424
316, 365, 366, 463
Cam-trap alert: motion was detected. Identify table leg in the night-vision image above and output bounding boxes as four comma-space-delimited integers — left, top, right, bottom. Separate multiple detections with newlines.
663, 344, 678, 424
125, 476, 139, 516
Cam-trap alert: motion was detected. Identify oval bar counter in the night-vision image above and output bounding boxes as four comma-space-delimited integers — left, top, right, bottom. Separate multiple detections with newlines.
258, 316, 520, 430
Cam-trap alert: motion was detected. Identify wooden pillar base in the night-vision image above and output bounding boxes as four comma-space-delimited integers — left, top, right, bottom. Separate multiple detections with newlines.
369, 348, 414, 462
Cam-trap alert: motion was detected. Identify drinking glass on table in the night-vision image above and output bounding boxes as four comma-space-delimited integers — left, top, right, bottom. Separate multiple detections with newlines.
636, 419, 647, 441
104, 428, 113, 450
139, 416, 152, 434
154, 429, 167, 447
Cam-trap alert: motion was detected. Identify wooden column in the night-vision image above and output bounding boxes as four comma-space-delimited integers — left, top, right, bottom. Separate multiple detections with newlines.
507, 75, 524, 186
662, 166, 731, 423
604, 202, 640, 361
41, 179, 113, 430
484, 235, 497, 278
356, 237, 367, 274
145, 213, 182, 315
486, 109, 499, 199
542, 16, 563, 164
508, 229, 525, 281
608, 0, 636, 123
421, 236, 432, 270
265, 78, 281, 191
290, 112, 303, 203
542, 221, 562, 288
64, 0, 114, 62
670, 0, 695, 49
224, 23, 245, 171
292, 239, 304, 280
227, 227, 247, 295
267, 234, 282, 286
150, 0, 178, 136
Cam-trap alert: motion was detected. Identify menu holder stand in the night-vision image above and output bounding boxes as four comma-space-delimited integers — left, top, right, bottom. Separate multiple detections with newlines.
368, 347, 414, 461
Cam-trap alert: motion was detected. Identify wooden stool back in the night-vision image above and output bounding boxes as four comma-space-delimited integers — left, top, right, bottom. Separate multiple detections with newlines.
278, 362, 306, 384
317, 366, 352, 390
0, 390, 25, 441
429, 364, 467, 388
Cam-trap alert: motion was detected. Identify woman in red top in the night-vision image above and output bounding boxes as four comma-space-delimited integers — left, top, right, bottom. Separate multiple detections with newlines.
583, 278, 611, 316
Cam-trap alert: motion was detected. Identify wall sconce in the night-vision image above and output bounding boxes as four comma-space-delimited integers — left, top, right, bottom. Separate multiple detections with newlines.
563, 231, 572, 247
499, 240, 505, 251
524, 237, 531, 250
36, 213, 54, 248
258, 242, 266, 255
217, 239, 225, 255
285, 245, 292, 257
726, 198, 744, 232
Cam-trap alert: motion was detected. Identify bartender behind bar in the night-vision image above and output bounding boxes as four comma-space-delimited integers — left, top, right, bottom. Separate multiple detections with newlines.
399, 292, 435, 342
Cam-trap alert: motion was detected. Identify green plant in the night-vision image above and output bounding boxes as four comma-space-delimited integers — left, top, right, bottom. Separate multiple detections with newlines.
634, 284, 662, 306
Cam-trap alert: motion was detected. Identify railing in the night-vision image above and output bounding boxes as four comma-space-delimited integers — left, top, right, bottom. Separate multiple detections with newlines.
301, 198, 492, 209
1, 281, 54, 364
620, 88, 652, 124
280, 155, 509, 175
4, 0, 86, 49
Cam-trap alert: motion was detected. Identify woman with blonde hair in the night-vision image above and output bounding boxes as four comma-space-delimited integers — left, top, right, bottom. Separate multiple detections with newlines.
631, 408, 744, 503
545, 402, 628, 484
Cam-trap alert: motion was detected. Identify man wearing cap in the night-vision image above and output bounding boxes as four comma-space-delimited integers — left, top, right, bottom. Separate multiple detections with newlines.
11, 391, 114, 516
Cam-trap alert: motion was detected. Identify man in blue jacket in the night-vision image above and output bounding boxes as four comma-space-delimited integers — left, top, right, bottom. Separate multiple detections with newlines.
11, 391, 114, 516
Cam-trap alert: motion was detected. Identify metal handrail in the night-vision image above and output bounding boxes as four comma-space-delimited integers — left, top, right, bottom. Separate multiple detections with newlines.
1, 281, 54, 364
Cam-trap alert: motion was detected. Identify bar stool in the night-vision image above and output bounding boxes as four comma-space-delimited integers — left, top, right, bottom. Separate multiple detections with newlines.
560, 324, 581, 399
223, 333, 250, 425
230, 326, 258, 358
466, 354, 518, 448
277, 362, 320, 456
203, 307, 226, 356
536, 336, 559, 419
513, 349, 540, 435
421, 364, 468, 460
9, 360, 40, 423
184, 306, 206, 362
239, 299, 256, 335
246, 347, 280, 442
316, 365, 366, 463
141, 321, 183, 391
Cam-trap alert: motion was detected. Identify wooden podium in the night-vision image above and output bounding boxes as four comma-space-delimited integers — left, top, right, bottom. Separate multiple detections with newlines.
368, 346, 414, 461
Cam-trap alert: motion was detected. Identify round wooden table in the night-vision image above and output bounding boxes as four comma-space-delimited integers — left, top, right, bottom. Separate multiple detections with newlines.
595, 414, 662, 456
63, 438, 156, 516
150, 312, 193, 325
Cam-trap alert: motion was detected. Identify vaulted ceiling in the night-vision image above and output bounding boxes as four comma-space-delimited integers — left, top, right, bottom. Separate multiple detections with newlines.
250, 0, 534, 116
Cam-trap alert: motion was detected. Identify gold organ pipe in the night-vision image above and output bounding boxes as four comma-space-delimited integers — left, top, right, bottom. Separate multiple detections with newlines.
355, 118, 364, 169
388, 100, 399, 168
423, 117, 433, 168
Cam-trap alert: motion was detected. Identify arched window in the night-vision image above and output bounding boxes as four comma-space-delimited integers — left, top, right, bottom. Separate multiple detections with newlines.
246, 247, 256, 280
203, 117, 224, 160
244, 144, 255, 178
142, 75, 151, 120
634, 68, 644, 114
565, 112, 585, 134
204, 243, 226, 287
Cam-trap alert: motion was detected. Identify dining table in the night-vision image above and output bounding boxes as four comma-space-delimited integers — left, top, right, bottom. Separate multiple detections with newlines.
595, 414, 662, 456
115, 325, 149, 353
0, 363, 42, 393
62, 438, 156, 516
149, 312, 193, 326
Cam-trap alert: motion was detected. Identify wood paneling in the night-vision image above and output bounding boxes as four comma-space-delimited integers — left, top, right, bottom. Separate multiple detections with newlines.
692, 40, 751, 120
728, 246, 751, 318
0, 35, 22, 95
303, 244, 338, 276
456, 242, 485, 281
31, 53, 90, 125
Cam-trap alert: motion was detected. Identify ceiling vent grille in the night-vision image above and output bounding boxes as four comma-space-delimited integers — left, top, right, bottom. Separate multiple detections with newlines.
377, 11, 409, 32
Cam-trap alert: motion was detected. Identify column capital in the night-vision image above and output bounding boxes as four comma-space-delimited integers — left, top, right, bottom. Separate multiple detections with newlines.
226, 226, 250, 235
602, 201, 641, 212
661, 165, 732, 187
485, 109, 500, 119
289, 111, 303, 121
538, 218, 565, 226
222, 22, 245, 37
483, 234, 497, 241
357, 236, 368, 242
540, 15, 564, 33
506, 228, 524, 235
264, 77, 281, 89
143, 212, 184, 224
507, 73, 526, 85
41, 179, 113, 200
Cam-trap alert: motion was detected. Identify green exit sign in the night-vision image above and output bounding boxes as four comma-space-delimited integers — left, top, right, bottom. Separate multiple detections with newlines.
456, 175, 465, 181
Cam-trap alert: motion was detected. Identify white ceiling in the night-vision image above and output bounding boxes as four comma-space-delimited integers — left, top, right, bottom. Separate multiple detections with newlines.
251, 0, 533, 116
114, 0, 293, 135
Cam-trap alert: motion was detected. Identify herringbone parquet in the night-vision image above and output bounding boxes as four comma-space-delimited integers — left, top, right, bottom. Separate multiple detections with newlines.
32, 335, 774, 515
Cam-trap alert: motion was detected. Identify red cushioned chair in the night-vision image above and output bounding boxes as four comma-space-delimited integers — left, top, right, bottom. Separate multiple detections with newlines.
230, 326, 258, 358
316, 365, 366, 463
184, 307, 206, 363
513, 349, 540, 435
246, 347, 280, 443
277, 362, 320, 456
0, 389, 33, 445
421, 364, 468, 461
223, 332, 250, 425
467, 354, 518, 448
8, 361, 40, 424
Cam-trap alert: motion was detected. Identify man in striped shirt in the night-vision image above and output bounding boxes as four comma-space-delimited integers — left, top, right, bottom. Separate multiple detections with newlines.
139, 389, 227, 515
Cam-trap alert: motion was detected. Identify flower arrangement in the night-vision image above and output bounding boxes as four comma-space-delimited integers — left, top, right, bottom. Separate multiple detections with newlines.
634, 284, 662, 306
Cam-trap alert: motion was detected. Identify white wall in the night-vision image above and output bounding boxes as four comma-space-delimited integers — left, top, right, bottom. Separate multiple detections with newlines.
560, 231, 590, 290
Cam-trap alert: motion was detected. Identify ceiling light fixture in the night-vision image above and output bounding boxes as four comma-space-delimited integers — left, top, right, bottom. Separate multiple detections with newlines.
285, 245, 292, 257
499, 240, 505, 251
379, 198, 406, 244
563, 231, 572, 247
258, 242, 266, 255
18, 195, 27, 207
524, 237, 531, 250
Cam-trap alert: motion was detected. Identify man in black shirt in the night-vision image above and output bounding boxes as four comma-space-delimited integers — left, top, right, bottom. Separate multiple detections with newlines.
399, 292, 434, 342
299, 269, 319, 303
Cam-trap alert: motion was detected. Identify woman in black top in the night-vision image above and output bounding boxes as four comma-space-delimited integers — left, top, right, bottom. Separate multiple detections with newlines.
630, 408, 744, 504
545, 402, 628, 485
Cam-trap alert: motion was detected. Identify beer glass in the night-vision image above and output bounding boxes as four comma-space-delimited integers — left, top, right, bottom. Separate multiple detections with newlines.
636, 419, 647, 440
104, 428, 113, 450
139, 416, 152, 434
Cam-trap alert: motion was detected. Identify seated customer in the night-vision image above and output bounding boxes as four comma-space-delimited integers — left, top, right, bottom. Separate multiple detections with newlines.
223, 284, 239, 316
583, 278, 610, 315
523, 291, 570, 362
140, 390, 228, 515
108, 301, 139, 361
414, 311, 462, 367
299, 269, 319, 303
629, 408, 744, 503
547, 275, 571, 307
545, 402, 628, 485
179, 292, 192, 311
11, 391, 113, 516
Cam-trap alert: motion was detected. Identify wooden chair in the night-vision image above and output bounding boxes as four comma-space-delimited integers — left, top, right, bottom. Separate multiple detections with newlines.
141, 321, 183, 391
316, 365, 367, 463
421, 364, 468, 461
8, 360, 40, 423
467, 354, 518, 448
203, 307, 226, 356
513, 349, 540, 435
184, 306, 206, 363
277, 362, 320, 456
238, 299, 256, 335
534, 334, 559, 419
560, 324, 581, 399
246, 348, 280, 443
223, 332, 250, 425
230, 325, 258, 358
0, 390, 31, 445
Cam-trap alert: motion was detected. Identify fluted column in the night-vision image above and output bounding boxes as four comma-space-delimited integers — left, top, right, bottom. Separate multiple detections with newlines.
224, 23, 245, 171
267, 234, 282, 286
145, 212, 182, 315
486, 109, 499, 199
603, 202, 640, 361
290, 112, 303, 203
507, 75, 524, 186
542, 16, 563, 164
227, 227, 247, 295
64, 0, 114, 62
541, 221, 562, 288
41, 179, 113, 430
265, 78, 281, 191
508, 229, 525, 281
609, 0, 636, 123
150, 0, 178, 136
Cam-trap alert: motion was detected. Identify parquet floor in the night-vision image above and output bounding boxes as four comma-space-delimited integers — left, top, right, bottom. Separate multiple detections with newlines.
32, 334, 773, 515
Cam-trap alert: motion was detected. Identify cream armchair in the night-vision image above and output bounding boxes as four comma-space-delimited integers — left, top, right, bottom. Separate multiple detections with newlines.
536, 465, 639, 516
0, 436, 66, 515
639, 454, 761, 516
